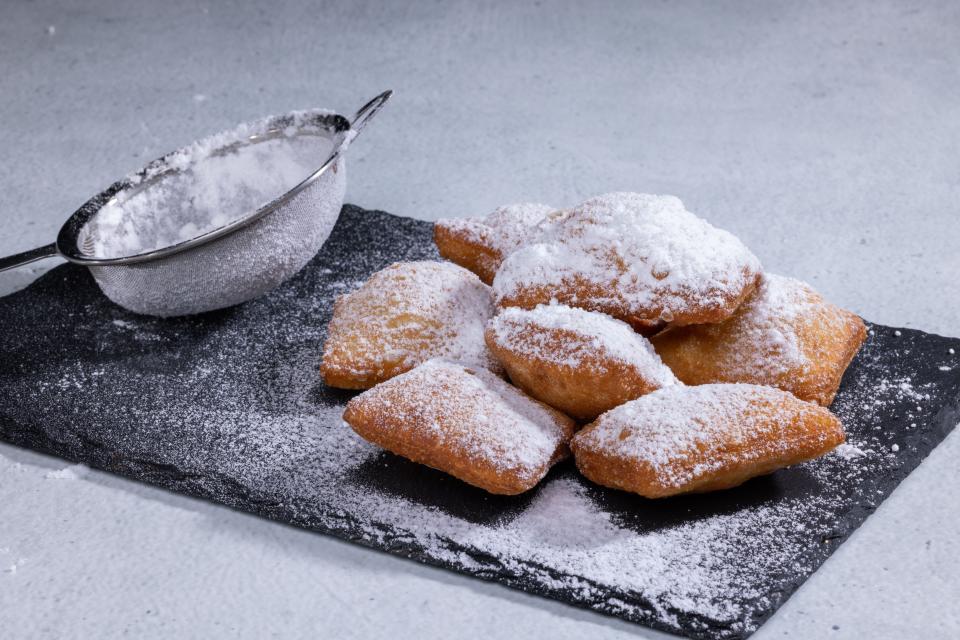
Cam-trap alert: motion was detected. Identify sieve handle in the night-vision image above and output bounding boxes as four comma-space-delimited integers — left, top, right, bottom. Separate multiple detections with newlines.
349, 90, 393, 136
0, 243, 59, 273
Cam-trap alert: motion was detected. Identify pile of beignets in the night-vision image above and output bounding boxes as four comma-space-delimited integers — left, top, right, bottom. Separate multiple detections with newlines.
322, 193, 866, 498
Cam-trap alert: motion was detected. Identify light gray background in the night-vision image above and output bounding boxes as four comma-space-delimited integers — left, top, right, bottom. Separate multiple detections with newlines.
1, 1, 958, 638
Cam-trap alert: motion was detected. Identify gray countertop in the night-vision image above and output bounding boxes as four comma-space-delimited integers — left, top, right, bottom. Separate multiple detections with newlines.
1, 1, 958, 638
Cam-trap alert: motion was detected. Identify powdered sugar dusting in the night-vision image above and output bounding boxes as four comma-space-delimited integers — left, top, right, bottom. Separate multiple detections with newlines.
323, 261, 500, 380
675, 273, 823, 379
574, 384, 834, 490
348, 359, 569, 480
874, 376, 931, 403
833, 443, 867, 460
438, 202, 554, 256
729, 274, 810, 376
428, 476, 764, 623
488, 302, 677, 386
713, 273, 864, 385
493, 193, 761, 326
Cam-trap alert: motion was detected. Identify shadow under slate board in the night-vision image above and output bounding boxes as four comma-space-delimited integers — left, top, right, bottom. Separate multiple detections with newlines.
1, 205, 959, 640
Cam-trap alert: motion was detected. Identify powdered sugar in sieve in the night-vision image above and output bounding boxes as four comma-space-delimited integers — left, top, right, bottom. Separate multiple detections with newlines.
81, 127, 336, 260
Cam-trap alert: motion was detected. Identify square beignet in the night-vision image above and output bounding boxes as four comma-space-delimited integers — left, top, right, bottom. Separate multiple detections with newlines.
485, 303, 678, 421
571, 383, 844, 498
320, 261, 501, 390
651, 274, 867, 405
343, 359, 576, 495
433, 203, 554, 284
493, 193, 762, 334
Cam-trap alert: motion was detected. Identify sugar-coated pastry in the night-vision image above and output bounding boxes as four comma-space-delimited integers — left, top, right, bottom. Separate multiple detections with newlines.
434, 203, 555, 284
493, 193, 762, 334
343, 359, 577, 495
320, 261, 501, 390
571, 383, 844, 498
485, 303, 678, 421
651, 274, 866, 406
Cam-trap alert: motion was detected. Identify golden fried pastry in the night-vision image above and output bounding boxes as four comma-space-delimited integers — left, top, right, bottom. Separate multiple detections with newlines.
492, 193, 762, 334
485, 303, 678, 421
571, 383, 844, 498
434, 203, 555, 284
343, 359, 577, 495
320, 261, 501, 390
651, 274, 866, 406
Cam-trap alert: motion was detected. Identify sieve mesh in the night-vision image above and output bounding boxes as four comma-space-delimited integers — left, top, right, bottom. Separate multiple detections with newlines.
89, 156, 346, 317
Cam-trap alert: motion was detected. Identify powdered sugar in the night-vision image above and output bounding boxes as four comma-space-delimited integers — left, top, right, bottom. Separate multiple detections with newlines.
872, 376, 932, 405
488, 302, 677, 386
574, 384, 835, 490
428, 476, 761, 623
348, 359, 570, 480
437, 202, 554, 256
493, 193, 761, 326
833, 443, 867, 460
322, 261, 500, 381
695, 274, 817, 378
742, 274, 809, 365
86, 125, 334, 259
651, 273, 868, 406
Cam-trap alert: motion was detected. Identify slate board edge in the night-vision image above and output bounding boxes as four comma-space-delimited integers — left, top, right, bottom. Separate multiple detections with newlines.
2, 207, 959, 640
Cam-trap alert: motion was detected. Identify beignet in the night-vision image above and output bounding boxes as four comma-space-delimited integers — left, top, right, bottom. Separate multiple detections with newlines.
320, 261, 500, 390
343, 359, 576, 495
434, 203, 554, 284
570, 383, 844, 498
492, 193, 762, 334
651, 274, 867, 405
485, 303, 678, 421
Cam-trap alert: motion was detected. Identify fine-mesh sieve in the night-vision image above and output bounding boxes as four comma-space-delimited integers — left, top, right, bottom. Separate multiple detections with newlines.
0, 90, 391, 317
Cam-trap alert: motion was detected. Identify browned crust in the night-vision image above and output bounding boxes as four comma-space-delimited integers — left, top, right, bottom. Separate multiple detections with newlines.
433, 222, 501, 285
345, 402, 533, 494
318, 261, 501, 390
807, 312, 868, 405
485, 326, 666, 421
570, 392, 845, 498
319, 294, 414, 390
497, 269, 762, 336
342, 369, 576, 495
651, 289, 868, 406
319, 362, 387, 390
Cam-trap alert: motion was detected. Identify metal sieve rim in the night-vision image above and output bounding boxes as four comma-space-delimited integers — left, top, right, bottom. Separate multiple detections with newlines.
56, 90, 391, 267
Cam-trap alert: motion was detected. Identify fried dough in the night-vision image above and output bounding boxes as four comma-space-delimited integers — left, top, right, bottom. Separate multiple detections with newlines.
343, 359, 576, 495
434, 203, 554, 284
651, 274, 866, 405
571, 383, 844, 498
485, 303, 678, 420
320, 261, 500, 389
492, 193, 762, 334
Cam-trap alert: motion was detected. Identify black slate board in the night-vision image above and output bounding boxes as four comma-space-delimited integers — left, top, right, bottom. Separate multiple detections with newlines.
1, 205, 958, 640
